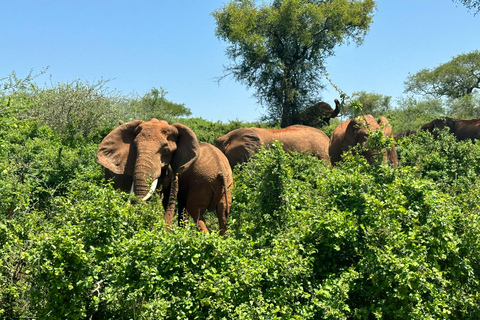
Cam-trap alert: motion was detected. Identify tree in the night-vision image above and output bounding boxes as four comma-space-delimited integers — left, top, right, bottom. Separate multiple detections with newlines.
453, 0, 480, 14
133, 87, 191, 121
213, 0, 376, 127
404, 50, 480, 99
387, 96, 444, 133
345, 91, 392, 118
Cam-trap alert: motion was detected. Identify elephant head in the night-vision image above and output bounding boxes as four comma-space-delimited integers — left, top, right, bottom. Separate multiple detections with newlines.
96, 119, 199, 200
299, 99, 341, 127
215, 127, 260, 169
329, 115, 398, 166
421, 117, 455, 138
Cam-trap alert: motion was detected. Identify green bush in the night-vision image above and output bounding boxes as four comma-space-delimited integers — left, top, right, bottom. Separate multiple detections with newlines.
3, 87, 480, 319
397, 129, 480, 193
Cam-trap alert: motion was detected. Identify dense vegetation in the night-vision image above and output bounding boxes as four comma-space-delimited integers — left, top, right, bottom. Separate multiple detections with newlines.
2, 76, 480, 319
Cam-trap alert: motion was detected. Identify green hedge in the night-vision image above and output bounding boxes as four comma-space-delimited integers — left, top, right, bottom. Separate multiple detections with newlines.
2, 114, 480, 319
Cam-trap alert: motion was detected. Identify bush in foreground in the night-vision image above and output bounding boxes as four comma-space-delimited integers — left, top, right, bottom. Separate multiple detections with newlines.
2, 117, 480, 319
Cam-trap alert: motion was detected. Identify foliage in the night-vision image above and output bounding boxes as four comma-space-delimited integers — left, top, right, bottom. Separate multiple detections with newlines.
343, 91, 392, 118
212, 0, 376, 127
404, 50, 480, 99
176, 117, 270, 145
396, 129, 480, 194
387, 96, 445, 133
3, 78, 124, 146
0, 67, 48, 94
129, 87, 192, 121
4, 76, 480, 319
448, 92, 480, 118
453, 0, 480, 14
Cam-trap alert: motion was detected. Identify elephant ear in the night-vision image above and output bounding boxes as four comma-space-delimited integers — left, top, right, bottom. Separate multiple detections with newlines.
171, 123, 200, 174
96, 120, 144, 176
377, 116, 392, 136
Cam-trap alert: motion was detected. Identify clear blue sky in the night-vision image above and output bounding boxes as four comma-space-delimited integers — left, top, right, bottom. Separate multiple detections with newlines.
1, 1, 479, 123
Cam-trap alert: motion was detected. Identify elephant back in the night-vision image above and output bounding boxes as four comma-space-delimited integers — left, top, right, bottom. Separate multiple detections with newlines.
179, 143, 233, 212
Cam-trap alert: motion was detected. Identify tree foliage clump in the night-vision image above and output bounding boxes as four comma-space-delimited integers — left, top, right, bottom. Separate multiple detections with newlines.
213, 0, 376, 127
343, 91, 392, 118
130, 87, 191, 121
453, 0, 480, 14
405, 50, 480, 99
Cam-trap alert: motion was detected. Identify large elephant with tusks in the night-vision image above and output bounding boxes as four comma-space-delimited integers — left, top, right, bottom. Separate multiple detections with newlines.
97, 119, 233, 235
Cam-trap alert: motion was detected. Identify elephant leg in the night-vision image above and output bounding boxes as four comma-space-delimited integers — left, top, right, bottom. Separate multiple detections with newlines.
185, 202, 209, 234
164, 174, 178, 229
177, 196, 187, 227
216, 200, 228, 236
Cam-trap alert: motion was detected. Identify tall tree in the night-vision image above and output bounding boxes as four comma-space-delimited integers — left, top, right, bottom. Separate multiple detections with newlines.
453, 0, 480, 14
213, 0, 376, 127
345, 91, 392, 118
404, 50, 480, 99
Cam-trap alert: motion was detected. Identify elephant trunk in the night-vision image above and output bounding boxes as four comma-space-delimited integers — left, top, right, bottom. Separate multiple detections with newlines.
331, 99, 341, 119
133, 151, 160, 200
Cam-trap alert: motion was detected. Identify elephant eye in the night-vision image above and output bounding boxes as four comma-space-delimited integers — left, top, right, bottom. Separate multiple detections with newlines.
162, 147, 170, 154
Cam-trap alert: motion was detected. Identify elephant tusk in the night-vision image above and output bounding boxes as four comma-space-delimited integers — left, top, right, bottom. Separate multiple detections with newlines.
142, 178, 158, 201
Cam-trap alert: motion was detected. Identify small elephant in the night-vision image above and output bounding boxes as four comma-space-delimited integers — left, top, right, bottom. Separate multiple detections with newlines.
298, 99, 341, 127
421, 117, 480, 141
97, 119, 233, 235
329, 115, 398, 166
215, 124, 331, 169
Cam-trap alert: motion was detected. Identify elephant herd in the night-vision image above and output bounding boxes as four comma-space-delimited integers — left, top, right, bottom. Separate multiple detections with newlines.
97, 109, 475, 235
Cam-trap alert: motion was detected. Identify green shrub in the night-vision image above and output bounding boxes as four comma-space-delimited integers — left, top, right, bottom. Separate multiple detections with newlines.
3, 92, 480, 319
397, 129, 480, 193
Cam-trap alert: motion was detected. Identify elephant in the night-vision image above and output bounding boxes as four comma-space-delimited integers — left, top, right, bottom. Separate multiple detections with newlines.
329, 115, 398, 166
393, 129, 417, 140
298, 99, 341, 127
421, 117, 480, 141
96, 119, 233, 235
215, 124, 331, 169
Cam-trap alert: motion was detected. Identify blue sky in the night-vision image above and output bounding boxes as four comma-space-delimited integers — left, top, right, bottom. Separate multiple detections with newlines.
1, 1, 479, 123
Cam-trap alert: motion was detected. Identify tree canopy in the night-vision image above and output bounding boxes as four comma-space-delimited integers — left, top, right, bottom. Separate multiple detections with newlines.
404, 50, 480, 99
453, 0, 480, 14
212, 0, 376, 127
345, 91, 392, 118
132, 87, 191, 121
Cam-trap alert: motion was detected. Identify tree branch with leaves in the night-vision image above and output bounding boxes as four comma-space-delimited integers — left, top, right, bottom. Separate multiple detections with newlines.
213, 0, 376, 127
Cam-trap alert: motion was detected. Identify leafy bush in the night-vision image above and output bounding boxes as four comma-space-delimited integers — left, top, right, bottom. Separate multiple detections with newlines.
3, 86, 480, 319
397, 129, 480, 193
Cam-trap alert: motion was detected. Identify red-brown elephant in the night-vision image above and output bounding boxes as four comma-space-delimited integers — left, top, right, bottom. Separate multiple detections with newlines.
421, 117, 480, 141
329, 115, 398, 166
97, 119, 233, 235
215, 124, 331, 169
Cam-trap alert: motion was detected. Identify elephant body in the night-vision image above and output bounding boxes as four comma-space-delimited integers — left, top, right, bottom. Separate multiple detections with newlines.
175, 142, 232, 234
215, 124, 331, 169
329, 115, 398, 166
421, 117, 480, 141
97, 119, 232, 235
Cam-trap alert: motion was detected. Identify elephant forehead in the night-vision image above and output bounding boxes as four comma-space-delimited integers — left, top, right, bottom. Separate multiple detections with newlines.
136, 123, 175, 142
